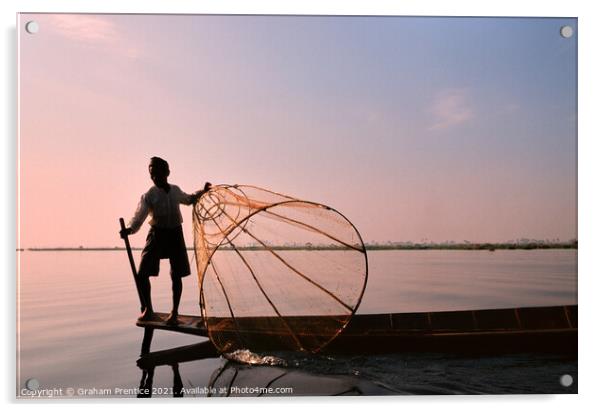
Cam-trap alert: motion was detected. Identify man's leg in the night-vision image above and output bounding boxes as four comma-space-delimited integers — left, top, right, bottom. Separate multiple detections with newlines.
138, 228, 158, 321
166, 276, 182, 324
166, 227, 190, 325
138, 276, 155, 321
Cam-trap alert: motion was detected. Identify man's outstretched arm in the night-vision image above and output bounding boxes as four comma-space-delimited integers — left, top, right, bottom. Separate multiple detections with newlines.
180, 182, 212, 205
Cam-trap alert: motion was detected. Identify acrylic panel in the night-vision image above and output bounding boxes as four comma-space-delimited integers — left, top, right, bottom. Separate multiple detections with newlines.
17, 14, 577, 398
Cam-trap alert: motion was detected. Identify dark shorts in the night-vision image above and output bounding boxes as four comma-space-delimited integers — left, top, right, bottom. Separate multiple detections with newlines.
138, 225, 191, 278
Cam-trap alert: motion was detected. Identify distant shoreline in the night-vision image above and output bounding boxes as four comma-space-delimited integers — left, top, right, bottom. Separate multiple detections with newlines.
17, 241, 577, 252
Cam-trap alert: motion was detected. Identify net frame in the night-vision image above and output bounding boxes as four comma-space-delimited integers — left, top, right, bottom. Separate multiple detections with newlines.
193, 184, 368, 353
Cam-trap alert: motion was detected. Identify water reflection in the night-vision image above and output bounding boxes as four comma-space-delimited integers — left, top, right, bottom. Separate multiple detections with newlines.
206, 361, 396, 396
137, 365, 183, 398
135, 328, 396, 397
136, 327, 215, 397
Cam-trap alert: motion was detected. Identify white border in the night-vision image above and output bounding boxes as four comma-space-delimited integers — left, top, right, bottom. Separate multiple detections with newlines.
3, 1, 601, 410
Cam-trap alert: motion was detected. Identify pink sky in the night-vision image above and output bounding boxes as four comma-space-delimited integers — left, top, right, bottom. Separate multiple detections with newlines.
18, 14, 577, 248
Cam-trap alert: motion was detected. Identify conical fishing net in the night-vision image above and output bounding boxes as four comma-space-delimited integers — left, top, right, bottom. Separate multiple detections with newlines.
193, 185, 368, 353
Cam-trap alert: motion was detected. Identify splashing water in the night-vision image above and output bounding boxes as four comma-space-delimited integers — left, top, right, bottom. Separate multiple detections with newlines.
223, 349, 287, 366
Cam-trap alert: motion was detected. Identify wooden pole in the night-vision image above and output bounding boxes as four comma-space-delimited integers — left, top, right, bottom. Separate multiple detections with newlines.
120, 218, 146, 312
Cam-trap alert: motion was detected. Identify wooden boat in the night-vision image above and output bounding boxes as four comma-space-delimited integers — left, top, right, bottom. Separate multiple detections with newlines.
137, 304, 577, 354
120, 217, 576, 355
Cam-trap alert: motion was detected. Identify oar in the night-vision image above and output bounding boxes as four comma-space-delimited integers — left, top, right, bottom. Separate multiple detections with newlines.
119, 218, 146, 313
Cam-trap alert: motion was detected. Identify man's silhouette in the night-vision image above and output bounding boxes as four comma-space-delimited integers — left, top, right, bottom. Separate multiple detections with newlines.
120, 157, 211, 325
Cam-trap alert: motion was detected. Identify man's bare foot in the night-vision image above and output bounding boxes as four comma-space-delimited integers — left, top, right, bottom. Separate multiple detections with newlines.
165, 311, 179, 325
137, 308, 156, 322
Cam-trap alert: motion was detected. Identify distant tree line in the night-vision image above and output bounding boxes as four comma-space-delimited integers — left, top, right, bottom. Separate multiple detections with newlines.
21, 239, 577, 252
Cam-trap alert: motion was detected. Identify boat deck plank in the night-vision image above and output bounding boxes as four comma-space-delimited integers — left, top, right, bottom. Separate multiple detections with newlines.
136, 313, 208, 336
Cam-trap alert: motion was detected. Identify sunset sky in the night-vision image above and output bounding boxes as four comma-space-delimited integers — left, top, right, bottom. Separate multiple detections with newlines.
18, 14, 577, 247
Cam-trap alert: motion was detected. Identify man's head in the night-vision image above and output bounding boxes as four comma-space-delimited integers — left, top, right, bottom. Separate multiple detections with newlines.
149, 157, 170, 186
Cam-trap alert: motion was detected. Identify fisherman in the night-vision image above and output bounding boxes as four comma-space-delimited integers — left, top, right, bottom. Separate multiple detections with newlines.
120, 156, 211, 325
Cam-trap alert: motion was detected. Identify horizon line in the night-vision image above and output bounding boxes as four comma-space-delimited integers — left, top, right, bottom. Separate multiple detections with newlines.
17, 239, 578, 252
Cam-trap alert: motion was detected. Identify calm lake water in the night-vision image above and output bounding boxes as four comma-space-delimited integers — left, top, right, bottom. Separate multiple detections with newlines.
17, 249, 577, 397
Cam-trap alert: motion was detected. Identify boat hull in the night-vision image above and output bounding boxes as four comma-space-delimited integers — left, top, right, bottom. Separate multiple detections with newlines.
136, 305, 577, 354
